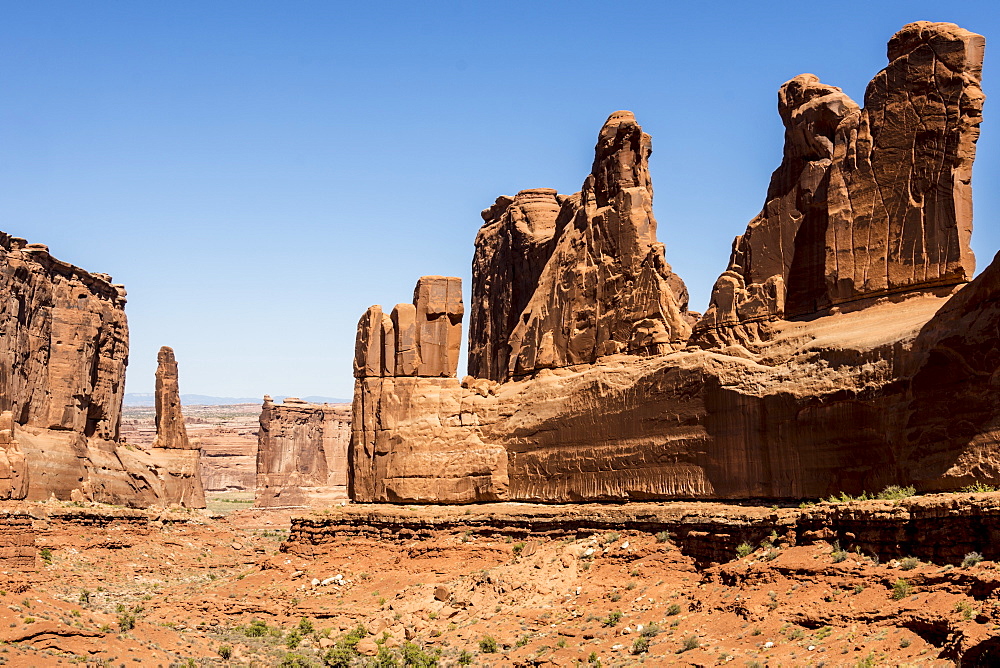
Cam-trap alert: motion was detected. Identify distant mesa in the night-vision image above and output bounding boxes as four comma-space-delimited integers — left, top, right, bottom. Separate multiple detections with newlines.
123, 393, 348, 407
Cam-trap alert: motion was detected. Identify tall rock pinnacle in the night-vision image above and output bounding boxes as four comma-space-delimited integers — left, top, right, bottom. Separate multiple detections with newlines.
470, 111, 692, 381
152, 346, 193, 450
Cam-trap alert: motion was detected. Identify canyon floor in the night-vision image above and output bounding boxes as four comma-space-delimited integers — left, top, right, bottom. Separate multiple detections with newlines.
1, 496, 999, 667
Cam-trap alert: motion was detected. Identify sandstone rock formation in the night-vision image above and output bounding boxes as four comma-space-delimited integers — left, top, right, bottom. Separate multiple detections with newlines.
351, 277, 508, 503
469, 112, 692, 381
146, 346, 205, 508
255, 396, 349, 507
0, 232, 206, 507
695, 21, 985, 347
152, 347, 192, 450
349, 22, 1000, 505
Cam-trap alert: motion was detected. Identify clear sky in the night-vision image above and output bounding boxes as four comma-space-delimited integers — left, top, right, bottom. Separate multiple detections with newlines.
2, 1, 999, 400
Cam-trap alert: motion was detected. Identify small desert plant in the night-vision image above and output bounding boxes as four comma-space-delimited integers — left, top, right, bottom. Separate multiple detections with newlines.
587, 652, 601, 665
955, 600, 976, 620
609, 592, 621, 602
79, 590, 90, 604
479, 635, 498, 653
118, 610, 137, 633
244, 619, 269, 637
655, 531, 670, 543
512, 542, 525, 556
900, 637, 911, 648
892, 578, 913, 600
900, 557, 919, 571
285, 629, 302, 649
516, 634, 531, 647
736, 542, 754, 558
218, 645, 232, 660
400, 642, 439, 667
631, 636, 650, 654
856, 652, 878, 668
39, 548, 53, 564
602, 611, 623, 627
877, 485, 915, 500
601, 532, 621, 546
831, 541, 848, 563
679, 635, 700, 652
666, 603, 682, 616
457, 650, 473, 665
641, 622, 662, 638
962, 481, 998, 493
962, 551, 984, 568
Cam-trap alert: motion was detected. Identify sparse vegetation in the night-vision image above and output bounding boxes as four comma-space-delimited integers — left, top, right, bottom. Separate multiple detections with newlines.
679, 635, 700, 652
602, 611, 623, 627
962, 551, 984, 568
479, 635, 498, 653
892, 578, 913, 600
655, 531, 671, 543
900, 556, 919, 571
877, 485, 915, 500
955, 600, 976, 620
631, 636, 650, 654
512, 542, 525, 556
962, 481, 998, 493
39, 547, 53, 564
666, 603, 682, 616
736, 542, 753, 558
218, 645, 232, 660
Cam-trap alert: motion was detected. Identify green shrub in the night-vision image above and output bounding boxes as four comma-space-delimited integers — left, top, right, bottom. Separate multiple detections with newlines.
479, 635, 498, 653
602, 611, 622, 627
900, 557, 919, 571
369, 646, 399, 668
286, 629, 302, 649
587, 651, 601, 665
962, 482, 998, 493
512, 542, 525, 556
399, 641, 438, 667
877, 485, 915, 500
79, 590, 90, 604
278, 653, 314, 668
118, 610, 137, 633
457, 650, 473, 666
679, 635, 700, 652
955, 600, 976, 620
655, 531, 671, 543
298, 617, 314, 635
962, 551, 984, 568
601, 532, 621, 546
736, 542, 753, 558
631, 636, 650, 654
891, 579, 912, 600
244, 619, 269, 637
39, 548, 53, 564
641, 622, 661, 638
666, 603, 682, 616
218, 645, 233, 660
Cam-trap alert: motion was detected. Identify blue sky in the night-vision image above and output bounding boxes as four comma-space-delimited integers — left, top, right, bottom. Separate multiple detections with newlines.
2, 1, 999, 400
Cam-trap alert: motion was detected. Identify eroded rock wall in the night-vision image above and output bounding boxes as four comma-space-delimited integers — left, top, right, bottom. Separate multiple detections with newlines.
695, 21, 984, 347
470, 112, 692, 382
0, 233, 207, 507
348, 21, 1000, 505
255, 397, 350, 507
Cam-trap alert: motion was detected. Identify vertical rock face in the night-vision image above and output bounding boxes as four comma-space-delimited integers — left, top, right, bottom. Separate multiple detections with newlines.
152, 347, 192, 450
470, 111, 692, 381
469, 189, 561, 382
695, 22, 985, 347
255, 396, 350, 508
0, 231, 207, 507
350, 276, 508, 503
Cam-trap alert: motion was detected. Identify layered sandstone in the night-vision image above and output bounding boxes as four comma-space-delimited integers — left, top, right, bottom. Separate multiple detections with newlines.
470, 112, 692, 382
0, 233, 207, 507
349, 22, 1000, 505
695, 21, 985, 346
255, 397, 349, 507
351, 277, 508, 503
